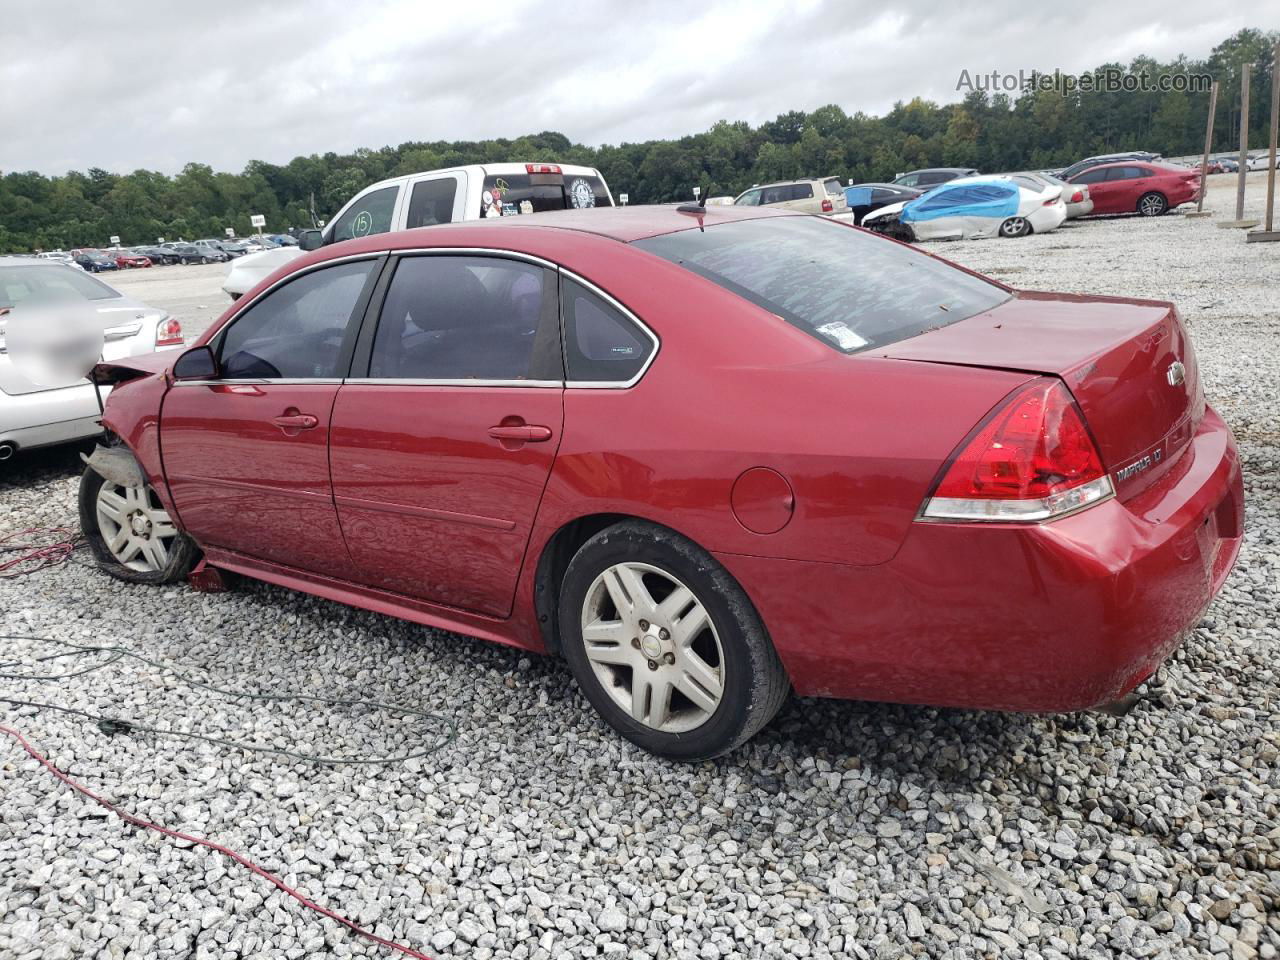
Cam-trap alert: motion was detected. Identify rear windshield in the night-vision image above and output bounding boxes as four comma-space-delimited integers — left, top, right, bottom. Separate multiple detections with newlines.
480, 173, 613, 218
633, 217, 1009, 354
824, 178, 844, 197
0, 264, 118, 308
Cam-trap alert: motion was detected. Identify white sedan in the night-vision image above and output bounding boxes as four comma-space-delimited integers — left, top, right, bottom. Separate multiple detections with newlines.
1246, 153, 1279, 171
0, 258, 184, 459
863, 175, 1067, 241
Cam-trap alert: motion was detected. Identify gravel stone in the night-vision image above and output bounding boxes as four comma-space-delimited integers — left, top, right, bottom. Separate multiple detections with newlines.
1, 171, 1279, 960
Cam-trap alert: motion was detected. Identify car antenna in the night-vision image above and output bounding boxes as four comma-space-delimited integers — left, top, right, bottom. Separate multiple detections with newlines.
676, 184, 712, 215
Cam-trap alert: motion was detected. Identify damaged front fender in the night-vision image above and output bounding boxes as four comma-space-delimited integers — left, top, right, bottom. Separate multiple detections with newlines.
81, 444, 145, 488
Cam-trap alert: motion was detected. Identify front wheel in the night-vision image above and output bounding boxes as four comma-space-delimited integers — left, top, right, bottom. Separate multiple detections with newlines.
78, 467, 199, 584
999, 216, 1031, 238
558, 521, 789, 760
1138, 192, 1167, 216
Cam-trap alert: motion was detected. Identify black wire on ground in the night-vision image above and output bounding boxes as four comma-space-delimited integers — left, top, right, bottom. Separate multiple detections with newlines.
0, 635, 456, 765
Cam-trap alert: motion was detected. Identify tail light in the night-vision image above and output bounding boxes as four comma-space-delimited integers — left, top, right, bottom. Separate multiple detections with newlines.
1071, 190, 1083, 204
1042, 198, 1058, 206
526, 163, 562, 175
920, 378, 1113, 522
155, 317, 184, 347
821, 198, 834, 212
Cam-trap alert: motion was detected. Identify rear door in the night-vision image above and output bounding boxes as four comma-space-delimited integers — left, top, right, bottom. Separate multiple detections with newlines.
160, 257, 382, 576
329, 253, 564, 617
402, 172, 466, 228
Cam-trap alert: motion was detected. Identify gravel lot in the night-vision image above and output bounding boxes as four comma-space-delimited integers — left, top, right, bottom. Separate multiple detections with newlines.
2, 172, 1278, 960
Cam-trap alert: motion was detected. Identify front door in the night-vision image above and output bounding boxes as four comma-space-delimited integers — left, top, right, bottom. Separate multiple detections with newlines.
330, 253, 564, 617
161, 257, 381, 576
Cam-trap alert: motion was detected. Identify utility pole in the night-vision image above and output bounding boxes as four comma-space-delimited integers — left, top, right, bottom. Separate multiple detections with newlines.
1221, 62, 1259, 229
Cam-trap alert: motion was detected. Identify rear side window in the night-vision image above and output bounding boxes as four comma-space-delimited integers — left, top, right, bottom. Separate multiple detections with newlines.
218, 259, 376, 379
331, 185, 399, 242
634, 217, 1009, 355
405, 178, 457, 228
480, 173, 613, 218
367, 256, 559, 381
791, 183, 814, 200
562, 279, 654, 384
1074, 168, 1108, 184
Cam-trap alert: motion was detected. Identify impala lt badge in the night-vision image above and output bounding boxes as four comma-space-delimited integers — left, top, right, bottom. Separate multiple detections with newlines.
1166, 360, 1186, 387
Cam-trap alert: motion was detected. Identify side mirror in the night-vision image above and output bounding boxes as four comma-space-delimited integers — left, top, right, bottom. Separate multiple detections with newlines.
172, 345, 218, 381
299, 229, 324, 251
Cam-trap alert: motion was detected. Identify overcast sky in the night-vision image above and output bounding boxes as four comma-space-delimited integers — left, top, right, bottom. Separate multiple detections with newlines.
2, 1, 1275, 176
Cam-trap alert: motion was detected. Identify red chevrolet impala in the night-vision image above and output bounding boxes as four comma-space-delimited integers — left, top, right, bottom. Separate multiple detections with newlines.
81, 206, 1243, 759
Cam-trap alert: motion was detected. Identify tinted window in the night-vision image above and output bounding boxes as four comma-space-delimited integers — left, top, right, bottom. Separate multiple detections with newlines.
479, 173, 613, 219
331, 185, 399, 242
563, 280, 654, 383
917, 172, 950, 185
870, 188, 895, 201
405, 178, 457, 228
791, 183, 814, 200
635, 217, 1009, 355
218, 259, 376, 379
895, 174, 919, 187
368, 256, 557, 381
1074, 168, 1108, 184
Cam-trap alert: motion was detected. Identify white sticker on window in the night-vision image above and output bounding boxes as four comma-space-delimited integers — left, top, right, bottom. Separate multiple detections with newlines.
568, 178, 596, 209
816, 321, 868, 351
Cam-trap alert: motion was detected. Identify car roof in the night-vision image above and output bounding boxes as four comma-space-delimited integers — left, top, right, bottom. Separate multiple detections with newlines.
902, 168, 976, 175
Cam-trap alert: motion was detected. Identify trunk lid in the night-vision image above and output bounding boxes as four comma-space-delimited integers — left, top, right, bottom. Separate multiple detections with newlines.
880, 290, 1204, 500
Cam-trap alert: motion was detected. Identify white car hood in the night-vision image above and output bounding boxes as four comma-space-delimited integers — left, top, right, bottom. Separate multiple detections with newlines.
223, 245, 304, 297
862, 200, 907, 223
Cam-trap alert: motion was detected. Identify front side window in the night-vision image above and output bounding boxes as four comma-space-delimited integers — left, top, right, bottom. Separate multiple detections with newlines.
367, 256, 558, 381
562, 279, 654, 384
331, 185, 399, 242
406, 178, 458, 228
635, 217, 1009, 355
734, 189, 762, 206
218, 259, 376, 379
1074, 168, 1108, 184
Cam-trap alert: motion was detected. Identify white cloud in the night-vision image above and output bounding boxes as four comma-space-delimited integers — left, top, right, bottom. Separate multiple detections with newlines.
0, 0, 1273, 175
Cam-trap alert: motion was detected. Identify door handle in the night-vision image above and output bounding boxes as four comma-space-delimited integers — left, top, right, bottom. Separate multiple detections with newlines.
271, 411, 319, 434
488, 424, 553, 443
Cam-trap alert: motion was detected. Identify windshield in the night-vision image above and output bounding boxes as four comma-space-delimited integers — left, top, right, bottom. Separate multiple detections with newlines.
633, 217, 1010, 354
0, 264, 118, 309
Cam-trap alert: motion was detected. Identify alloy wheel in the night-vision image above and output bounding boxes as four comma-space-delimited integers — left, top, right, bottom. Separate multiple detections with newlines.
579, 562, 725, 733
1000, 217, 1029, 238
95, 481, 179, 573
1139, 193, 1167, 216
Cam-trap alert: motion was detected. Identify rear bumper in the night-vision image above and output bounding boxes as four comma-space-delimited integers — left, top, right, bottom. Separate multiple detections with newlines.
0, 383, 108, 450
716, 405, 1244, 711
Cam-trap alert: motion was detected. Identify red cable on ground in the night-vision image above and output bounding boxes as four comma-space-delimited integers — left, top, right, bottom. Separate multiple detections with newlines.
0, 527, 80, 578
0, 724, 435, 960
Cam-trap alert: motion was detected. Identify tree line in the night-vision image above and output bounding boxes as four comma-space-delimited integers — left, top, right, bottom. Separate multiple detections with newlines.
1, 28, 1275, 253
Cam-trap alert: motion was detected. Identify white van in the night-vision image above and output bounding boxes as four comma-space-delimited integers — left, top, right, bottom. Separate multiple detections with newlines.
223, 162, 614, 299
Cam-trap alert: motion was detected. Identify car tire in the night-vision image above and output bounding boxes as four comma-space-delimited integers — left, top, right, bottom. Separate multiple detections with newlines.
557, 520, 789, 761
78, 466, 199, 585
1138, 192, 1167, 217
199, 256, 209, 265
999, 216, 1032, 238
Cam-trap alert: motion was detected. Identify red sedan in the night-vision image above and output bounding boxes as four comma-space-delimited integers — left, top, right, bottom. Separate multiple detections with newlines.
114, 251, 153, 268
1066, 161, 1202, 216
81, 206, 1243, 759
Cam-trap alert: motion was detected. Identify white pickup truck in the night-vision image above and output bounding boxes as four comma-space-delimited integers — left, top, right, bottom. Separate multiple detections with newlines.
223, 162, 614, 300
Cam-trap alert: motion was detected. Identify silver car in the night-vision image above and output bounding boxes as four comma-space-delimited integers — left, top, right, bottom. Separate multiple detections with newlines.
0, 259, 185, 459
1018, 171, 1094, 218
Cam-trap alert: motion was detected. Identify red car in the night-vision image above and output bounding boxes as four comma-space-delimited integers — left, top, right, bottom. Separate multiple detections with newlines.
114, 251, 152, 268
1066, 161, 1202, 216
81, 206, 1243, 760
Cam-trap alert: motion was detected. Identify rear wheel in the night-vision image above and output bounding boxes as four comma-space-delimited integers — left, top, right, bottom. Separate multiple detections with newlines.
199, 256, 210, 264
1138, 192, 1167, 216
79, 467, 198, 584
558, 521, 789, 760
999, 216, 1031, 238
